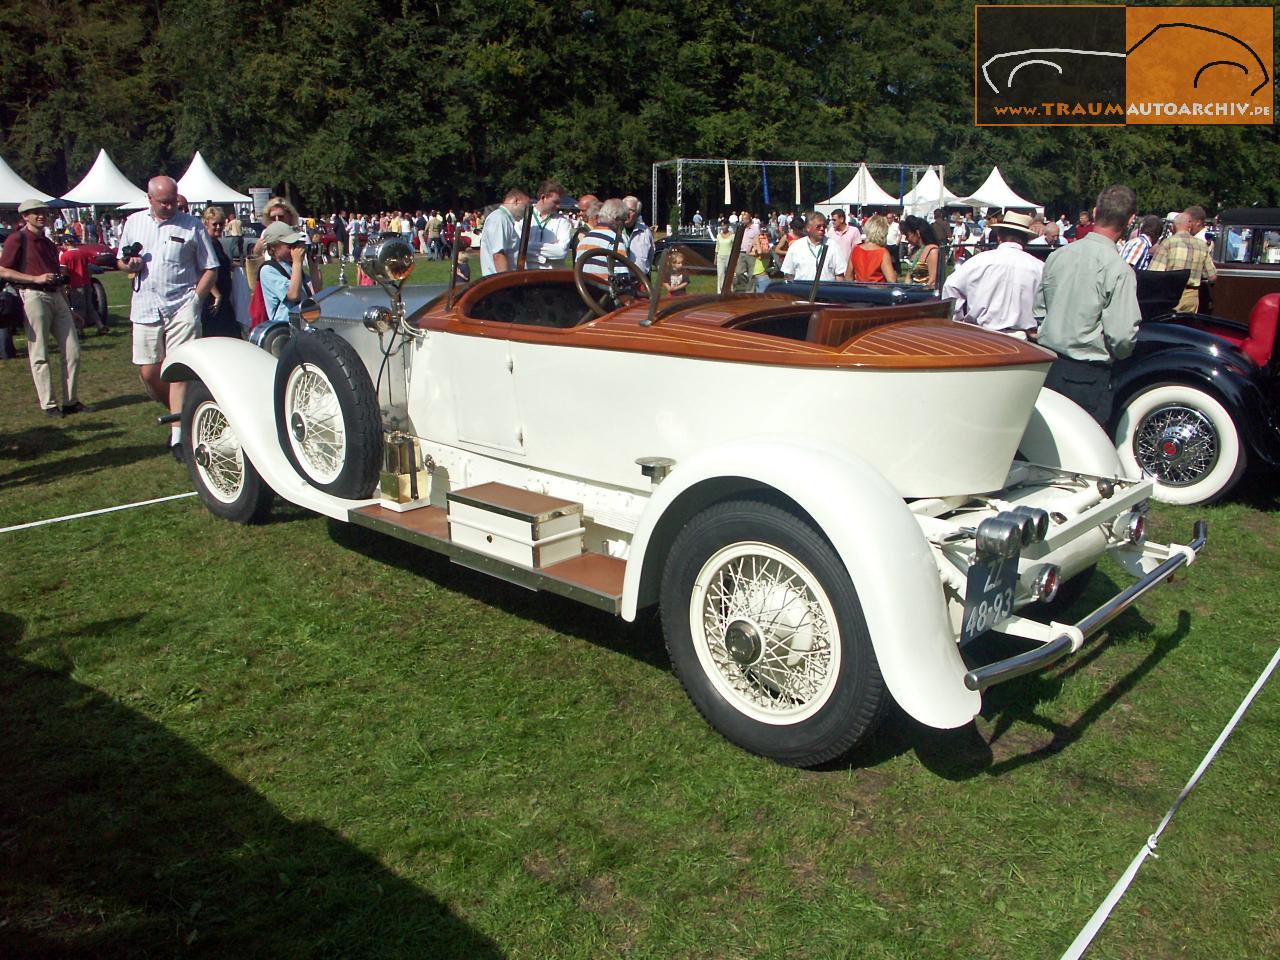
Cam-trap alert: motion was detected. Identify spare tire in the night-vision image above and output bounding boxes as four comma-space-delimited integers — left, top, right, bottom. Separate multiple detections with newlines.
273, 330, 382, 498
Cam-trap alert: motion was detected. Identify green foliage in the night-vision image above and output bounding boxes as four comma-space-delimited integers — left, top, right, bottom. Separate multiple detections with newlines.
0, 0, 1276, 215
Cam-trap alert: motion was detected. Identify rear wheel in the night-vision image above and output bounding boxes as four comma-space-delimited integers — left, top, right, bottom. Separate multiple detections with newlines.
181, 381, 273, 524
273, 330, 382, 498
1114, 383, 1245, 505
91, 278, 108, 326
660, 498, 885, 767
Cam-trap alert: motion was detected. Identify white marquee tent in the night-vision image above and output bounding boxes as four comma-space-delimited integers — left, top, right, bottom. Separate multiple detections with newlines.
959, 166, 1040, 212
176, 151, 252, 204
814, 163, 899, 216
0, 155, 54, 205
899, 166, 962, 217
62, 148, 149, 208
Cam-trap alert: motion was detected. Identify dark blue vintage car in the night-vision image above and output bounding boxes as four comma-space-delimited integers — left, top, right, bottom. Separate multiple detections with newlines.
763, 271, 1280, 505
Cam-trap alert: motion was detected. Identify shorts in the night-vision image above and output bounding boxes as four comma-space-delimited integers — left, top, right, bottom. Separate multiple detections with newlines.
133, 295, 199, 365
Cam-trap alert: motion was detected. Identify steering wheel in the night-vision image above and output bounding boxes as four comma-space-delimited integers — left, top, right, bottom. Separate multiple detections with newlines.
573, 249, 651, 318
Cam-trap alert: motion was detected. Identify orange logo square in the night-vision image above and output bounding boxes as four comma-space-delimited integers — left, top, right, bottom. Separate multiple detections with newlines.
1126, 7, 1274, 124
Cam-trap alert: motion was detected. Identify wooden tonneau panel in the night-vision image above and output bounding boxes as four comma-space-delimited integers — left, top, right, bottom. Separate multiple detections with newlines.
349, 504, 624, 613
416, 270, 1054, 370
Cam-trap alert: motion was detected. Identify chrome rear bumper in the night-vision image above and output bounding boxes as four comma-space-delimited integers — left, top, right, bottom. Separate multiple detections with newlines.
963, 521, 1208, 692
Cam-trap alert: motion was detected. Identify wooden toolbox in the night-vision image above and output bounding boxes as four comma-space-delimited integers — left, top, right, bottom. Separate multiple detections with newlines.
446, 482, 585, 569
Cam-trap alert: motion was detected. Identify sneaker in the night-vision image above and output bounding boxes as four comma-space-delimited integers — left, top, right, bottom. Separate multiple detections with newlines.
171, 442, 185, 464
61, 401, 94, 415
43, 407, 63, 418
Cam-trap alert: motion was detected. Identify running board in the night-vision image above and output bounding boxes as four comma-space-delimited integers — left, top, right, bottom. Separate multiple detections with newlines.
348, 503, 624, 614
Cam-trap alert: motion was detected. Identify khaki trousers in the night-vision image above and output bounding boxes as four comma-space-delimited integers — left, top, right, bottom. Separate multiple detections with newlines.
20, 288, 79, 410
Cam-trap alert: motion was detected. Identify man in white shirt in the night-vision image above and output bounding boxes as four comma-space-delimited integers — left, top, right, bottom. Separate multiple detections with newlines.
781, 212, 848, 282
117, 175, 218, 460
1029, 222, 1065, 248
520, 180, 573, 269
479, 188, 531, 275
941, 210, 1042, 336
621, 195, 654, 273
885, 212, 901, 251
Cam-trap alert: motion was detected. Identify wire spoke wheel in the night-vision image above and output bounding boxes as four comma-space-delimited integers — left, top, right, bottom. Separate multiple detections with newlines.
1134, 404, 1218, 486
691, 542, 840, 725
181, 380, 274, 524
284, 363, 347, 485
192, 401, 245, 503
1114, 383, 1244, 505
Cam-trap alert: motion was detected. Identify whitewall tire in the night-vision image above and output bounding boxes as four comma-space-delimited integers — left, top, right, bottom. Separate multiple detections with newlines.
1114, 383, 1245, 505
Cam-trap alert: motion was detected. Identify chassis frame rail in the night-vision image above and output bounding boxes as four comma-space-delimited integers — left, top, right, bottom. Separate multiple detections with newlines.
964, 521, 1209, 691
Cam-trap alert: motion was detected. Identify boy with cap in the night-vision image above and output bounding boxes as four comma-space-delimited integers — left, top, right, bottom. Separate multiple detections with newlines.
0, 198, 84, 416
258, 220, 314, 327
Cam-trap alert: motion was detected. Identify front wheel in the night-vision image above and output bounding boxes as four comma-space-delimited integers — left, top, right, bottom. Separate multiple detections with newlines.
660, 498, 885, 767
182, 381, 274, 523
1114, 383, 1246, 505
273, 329, 382, 498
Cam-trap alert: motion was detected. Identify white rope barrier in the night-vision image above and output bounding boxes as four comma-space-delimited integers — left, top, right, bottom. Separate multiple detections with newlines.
1060, 644, 1280, 960
0, 492, 197, 534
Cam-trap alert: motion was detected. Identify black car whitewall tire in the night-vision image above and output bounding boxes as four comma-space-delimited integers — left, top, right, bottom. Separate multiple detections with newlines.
1114, 383, 1245, 505
660, 498, 886, 767
181, 381, 274, 524
273, 330, 382, 498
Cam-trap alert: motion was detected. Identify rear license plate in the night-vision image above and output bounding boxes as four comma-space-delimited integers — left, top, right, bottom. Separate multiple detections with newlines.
961, 550, 1020, 646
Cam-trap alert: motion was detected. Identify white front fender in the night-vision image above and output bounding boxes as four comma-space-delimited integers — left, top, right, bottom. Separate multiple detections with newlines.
622, 438, 980, 730
163, 338, 376, 520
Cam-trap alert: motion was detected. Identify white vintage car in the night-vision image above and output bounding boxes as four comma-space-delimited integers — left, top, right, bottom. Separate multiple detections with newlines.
163, 241, 1206, 767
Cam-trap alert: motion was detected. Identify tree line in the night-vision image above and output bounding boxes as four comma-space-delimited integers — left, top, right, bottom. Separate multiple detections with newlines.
2, 0, 1276, 223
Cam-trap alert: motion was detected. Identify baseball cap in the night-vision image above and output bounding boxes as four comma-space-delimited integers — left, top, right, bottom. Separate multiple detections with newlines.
261, 221, 307, 246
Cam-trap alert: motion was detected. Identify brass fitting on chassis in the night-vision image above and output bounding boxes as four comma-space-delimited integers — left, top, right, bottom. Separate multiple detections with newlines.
380, 431, 430, 505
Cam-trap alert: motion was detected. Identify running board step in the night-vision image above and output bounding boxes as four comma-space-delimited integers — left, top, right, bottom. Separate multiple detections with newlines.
349, 503, 624, 614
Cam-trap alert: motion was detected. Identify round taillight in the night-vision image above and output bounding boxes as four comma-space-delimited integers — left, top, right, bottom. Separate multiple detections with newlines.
1125, 512, 1147, 544
1034, 565, 1060, 602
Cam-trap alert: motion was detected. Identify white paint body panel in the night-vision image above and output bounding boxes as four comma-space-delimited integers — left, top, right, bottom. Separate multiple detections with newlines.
406, 334, 1049, 499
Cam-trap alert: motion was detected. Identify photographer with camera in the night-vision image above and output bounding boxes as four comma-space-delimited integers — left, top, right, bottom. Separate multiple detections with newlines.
117, 175, 218, 461
0, 199, 85, 417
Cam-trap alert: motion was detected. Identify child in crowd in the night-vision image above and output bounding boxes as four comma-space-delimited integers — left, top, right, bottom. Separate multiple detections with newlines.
662, 252, 688, 297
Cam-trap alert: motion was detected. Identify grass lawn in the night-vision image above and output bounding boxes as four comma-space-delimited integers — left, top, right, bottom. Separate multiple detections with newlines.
1, 264, 1278, 959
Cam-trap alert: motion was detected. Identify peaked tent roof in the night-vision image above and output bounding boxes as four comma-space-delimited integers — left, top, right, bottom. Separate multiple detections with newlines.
0, 155, 54, 205
814, 163, 899, 214
176, 151, 252, 204
62, 149, 149, 207
959, 166, 1038, 211
900, 166, 962, 216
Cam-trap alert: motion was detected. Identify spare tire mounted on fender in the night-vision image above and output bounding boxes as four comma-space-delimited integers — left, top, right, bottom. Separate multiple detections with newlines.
273, 329, 382, 498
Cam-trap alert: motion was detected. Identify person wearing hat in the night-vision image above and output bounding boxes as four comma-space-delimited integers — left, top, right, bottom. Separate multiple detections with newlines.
258, 220, 314, 328
0, 199, 85, 416
117, 175, 219, 459
940, 210, 1044, 337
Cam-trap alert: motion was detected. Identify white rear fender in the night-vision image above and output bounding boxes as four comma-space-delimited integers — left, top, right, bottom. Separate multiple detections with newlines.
623, 438, 981, 730
1021, 387, 1125, 476
163, 338, 376, 520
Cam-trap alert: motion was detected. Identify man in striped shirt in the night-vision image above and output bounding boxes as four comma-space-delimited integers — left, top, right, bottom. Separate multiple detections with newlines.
117, 175, 218, 460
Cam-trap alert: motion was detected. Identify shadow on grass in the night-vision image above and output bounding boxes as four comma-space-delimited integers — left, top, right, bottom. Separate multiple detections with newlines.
829, 570, 1193, 778
328, 521, 670, 671
91, 392, 151, 413
1234, 465, 1280, 512
0, 443, 161, 489
0, 612, 505, 960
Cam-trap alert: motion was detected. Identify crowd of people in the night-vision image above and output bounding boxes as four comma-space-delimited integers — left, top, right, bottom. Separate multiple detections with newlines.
1, 172, 1220, 466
